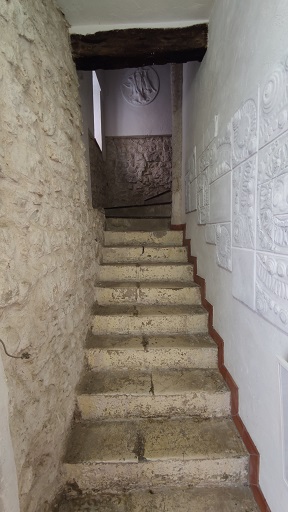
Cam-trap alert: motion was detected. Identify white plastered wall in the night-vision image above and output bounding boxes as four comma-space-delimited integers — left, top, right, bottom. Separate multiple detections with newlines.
183, 1, 288, 511
103, 64, 172, 136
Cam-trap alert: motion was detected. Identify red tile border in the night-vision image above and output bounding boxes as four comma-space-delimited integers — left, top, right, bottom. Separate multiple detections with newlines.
171, 223, 271, 512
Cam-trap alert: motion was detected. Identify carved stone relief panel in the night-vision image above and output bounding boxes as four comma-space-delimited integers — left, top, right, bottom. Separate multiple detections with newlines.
231, 97, 258, 168
203, 115, 218, 152
216, 223, 232, 271
186, 146, 197, 182
257, 131, 288, 254
185, 176, 197, 213
121, 67, 159, 106
197, 169, 209, 225
185, 178, 197, 213
185, 147, 197, 213
209, 172, 231, 224
209, 127, 232, 184
232, 248, 255, 310
205, 224, 217, 245
232, 155, 257, 249
259, 55, 288, 148
256, 252, 288, 333
197, 146, 211, 176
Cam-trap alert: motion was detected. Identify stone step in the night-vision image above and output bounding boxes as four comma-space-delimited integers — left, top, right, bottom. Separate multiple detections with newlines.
57, 486, 258, 512
63, 417, 248, 493
145, 190, 172, 204
85, 333, 218, 370
95, 282, 201, 306
105, 217, 171, 231
105, 203, 171, 218
77, 368, 230, 420
99, 263, 194, 283
91, 304, 208, 336
102, 245, 187, 264
104, 230, 183, 247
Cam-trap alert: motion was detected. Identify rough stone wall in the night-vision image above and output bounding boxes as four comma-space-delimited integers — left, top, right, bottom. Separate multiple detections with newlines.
0, 1, 104, 511
89, 132, 107, 208
105, 136, 172, 207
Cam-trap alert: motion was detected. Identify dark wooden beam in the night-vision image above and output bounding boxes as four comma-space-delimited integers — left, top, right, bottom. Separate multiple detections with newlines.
71, 24, 208, 70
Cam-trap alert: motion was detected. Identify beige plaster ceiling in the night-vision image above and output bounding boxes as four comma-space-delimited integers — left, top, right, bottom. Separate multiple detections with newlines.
57, 0, 214, 34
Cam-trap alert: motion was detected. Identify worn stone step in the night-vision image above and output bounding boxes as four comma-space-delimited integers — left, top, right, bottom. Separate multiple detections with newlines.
91, 304, 208, 336
95, 281, 201, 306
104, 230, 183, 247
99, 263, 194, 283
102, 245, 187, 264
77, 368, 230, 420
105, 217, 171, 231
105, 203, 171, 218
85, 333, 218, 370
145, 190, 172, 204
63, 417, 248, 492
57, 486, 258, 512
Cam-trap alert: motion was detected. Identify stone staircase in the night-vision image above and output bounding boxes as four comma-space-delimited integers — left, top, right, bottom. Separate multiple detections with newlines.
57, 217, 258, 511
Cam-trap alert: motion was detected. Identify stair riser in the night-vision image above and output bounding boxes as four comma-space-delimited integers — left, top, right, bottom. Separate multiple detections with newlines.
105, 204, 171, 218
104, 231, 183, 247
95, 286, 201, 306
99, 265, 194, 283
105, 218, 171, 231
77, 393, 230, 420
91, 314, 208, 336
86, 348, 218, 370
63, 457, 249, 493
102, 246, 187, 264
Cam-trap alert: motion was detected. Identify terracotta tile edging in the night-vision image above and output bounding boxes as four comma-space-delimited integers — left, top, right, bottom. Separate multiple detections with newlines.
171, 223, 271, 512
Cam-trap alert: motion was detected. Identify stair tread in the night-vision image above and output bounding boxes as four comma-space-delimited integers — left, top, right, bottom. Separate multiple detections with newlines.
65, 417, 246, 464
78, 368, 228, 395
104, 231, 182, 247
86, 332, 215, 350
100, 261, 192, 267
105, 218, 171, 232
92, 304, 205, 316
96, 281, 198, 289
57, 486, 258, 512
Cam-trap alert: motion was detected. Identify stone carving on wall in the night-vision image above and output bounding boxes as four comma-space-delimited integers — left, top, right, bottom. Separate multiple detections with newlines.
185, 177, 197, 213
216, 223, 232, 271
205, 224, 217, 245
256, 253, 288, 333
257, 132, 288, 253
232, 98, 258, 167
188, 146, 197, 181
209, 127, 232, 184
232, 155, 256, 249
198, 146, 211, 176
197, 169, 209, 224
203, 115, 218, 152
121, 67, 159, 106
185, 147, 197, 213
259, 55, 288, 148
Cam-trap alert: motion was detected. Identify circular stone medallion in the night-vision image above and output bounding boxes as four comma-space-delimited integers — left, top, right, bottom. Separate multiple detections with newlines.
121, 67, 160, 106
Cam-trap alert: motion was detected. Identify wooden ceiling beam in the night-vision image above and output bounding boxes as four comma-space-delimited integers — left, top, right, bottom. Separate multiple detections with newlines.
71, 24, 208, 70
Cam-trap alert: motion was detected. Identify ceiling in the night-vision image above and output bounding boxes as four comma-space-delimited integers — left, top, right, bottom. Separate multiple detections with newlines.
57, 0, 214, 34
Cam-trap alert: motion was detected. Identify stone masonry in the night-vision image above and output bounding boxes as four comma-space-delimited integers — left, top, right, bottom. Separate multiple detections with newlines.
105, 136, 172, 207
89, 131, 107, 209
0, 1, 104, 511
